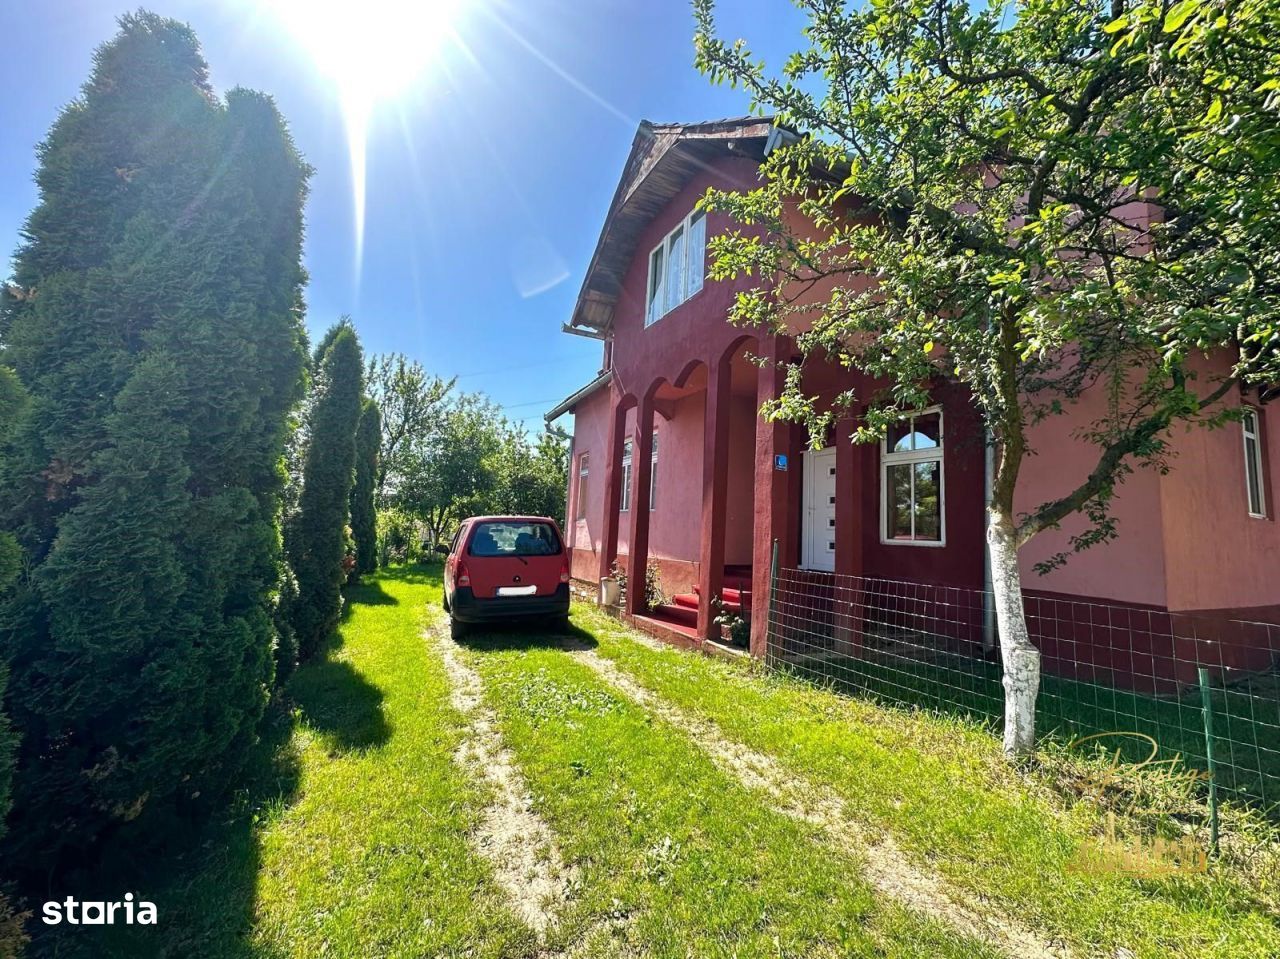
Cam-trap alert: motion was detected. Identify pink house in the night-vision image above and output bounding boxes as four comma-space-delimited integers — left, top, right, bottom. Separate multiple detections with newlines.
546, 117, 1280, 687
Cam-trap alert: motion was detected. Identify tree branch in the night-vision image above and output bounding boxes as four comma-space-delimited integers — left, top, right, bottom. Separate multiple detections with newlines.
1015, 376, 1237, 544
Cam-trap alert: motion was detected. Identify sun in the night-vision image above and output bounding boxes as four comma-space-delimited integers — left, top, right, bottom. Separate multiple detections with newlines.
263, 0, 466, 273
267, 0, 462, 108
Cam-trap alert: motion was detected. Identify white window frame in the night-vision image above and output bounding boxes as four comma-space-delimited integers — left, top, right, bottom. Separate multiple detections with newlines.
619, 438, 633, 513
1243, 407, 1267, 519
880, 406, 946, 547
645, 207, 707, 327
576, 453, 589, 520
649, 430, 659, 511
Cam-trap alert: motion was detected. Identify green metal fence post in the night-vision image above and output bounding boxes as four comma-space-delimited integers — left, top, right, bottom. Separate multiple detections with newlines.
1197, 666, 1220, 857
767, 538, 779, 664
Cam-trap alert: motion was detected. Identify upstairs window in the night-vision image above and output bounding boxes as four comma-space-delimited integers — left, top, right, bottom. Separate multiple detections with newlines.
1243, 408, 1266, 518
646, 208, 707, 326
576, 453, 589, 520
649, 430, 659, 510
882, 408, 945, 546
620, 438, 633, 512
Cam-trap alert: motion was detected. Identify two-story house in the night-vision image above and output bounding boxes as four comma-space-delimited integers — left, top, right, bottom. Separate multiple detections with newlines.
546, 116, 1279, 688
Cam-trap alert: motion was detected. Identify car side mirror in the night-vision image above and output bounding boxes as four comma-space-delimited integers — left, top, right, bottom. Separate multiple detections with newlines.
434, 544, 450, 556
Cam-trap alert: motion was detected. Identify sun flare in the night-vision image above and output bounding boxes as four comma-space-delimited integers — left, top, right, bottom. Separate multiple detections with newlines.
263, 0, 465, 274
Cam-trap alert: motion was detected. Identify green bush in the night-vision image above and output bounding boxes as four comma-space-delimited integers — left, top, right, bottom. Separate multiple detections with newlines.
608, 560, 664, 611
287, 323, 364, 660
0, 13, 308, 870
350, 398, 381, 577
272, 560, 301, 688
377, 508, 427, 566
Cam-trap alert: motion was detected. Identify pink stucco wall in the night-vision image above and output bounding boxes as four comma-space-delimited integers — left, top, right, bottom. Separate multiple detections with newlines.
1016, 386, 1170, 607
567, 384, 709, 593
567, 386, 609, 581
649, 393, 706, 567
1158, 393, 1278, 613
1015, 356, 1280, 615
608, 156, 766, 394
724, 393, 758, 566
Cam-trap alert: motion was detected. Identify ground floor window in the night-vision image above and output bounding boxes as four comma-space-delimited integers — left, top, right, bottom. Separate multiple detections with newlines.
620, 438, 633, 512
1243, 407, 1266, 518
881, 408, 944, 545
649, 430, 658, 510
576, 453, 589, 519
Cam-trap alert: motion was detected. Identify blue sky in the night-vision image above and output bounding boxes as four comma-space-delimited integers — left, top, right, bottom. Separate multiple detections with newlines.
0, 1, 805, 431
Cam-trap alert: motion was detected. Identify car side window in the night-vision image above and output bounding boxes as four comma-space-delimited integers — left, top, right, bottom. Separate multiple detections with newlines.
449, 526, 464, 554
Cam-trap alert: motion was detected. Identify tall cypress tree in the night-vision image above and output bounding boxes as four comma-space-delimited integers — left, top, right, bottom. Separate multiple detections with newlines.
0, 12, 308, 868
0, 368, 25, 902
288, 322, 364, 660
350, 398, 381, 576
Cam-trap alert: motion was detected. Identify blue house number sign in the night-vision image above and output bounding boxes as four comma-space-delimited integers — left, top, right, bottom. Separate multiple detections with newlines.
774, 454, 788, 471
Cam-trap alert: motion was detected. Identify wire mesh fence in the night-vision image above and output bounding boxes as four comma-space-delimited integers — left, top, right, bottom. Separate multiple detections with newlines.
766, 566, 1280, 812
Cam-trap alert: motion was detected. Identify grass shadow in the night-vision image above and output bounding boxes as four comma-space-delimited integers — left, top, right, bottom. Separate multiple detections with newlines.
455, 618, 599, 654
30, 707, 302, 959
27, 569, 426, 956
375, 562, 442, 587
345, 577, 399, 607
290, 656, 391, 753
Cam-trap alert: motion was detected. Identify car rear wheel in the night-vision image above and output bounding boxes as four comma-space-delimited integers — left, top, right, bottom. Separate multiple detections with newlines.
449, 615, 469, 640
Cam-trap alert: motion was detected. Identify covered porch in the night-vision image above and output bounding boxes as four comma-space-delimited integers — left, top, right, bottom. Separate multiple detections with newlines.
594, 333, 811, 653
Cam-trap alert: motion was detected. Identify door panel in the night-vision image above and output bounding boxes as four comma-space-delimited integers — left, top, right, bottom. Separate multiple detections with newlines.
802, 448, 837, 572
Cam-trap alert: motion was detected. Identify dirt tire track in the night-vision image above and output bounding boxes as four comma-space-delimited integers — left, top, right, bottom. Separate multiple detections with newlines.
427, 623, 573, 937
564, 640, 1072, 959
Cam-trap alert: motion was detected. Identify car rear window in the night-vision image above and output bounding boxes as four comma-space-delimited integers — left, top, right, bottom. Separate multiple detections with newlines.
467, 521, 561, 557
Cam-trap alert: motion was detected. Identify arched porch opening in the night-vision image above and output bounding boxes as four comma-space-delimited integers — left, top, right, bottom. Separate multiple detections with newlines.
615, 367, 708, 622
616, 338, 768, 647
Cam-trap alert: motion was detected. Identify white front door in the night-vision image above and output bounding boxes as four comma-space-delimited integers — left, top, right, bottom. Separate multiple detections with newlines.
802, 447, 837, 572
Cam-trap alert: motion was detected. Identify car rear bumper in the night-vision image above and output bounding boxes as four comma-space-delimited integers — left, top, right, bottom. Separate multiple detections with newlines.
449, 584, 570, 623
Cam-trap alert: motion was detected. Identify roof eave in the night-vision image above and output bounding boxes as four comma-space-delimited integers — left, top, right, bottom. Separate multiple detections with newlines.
544, 369, 613, 424
563, 116, 782, 339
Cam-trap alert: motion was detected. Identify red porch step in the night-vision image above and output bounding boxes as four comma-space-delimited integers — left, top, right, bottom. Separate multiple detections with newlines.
693, 584, 743, 603
674, 592, 745, 615
692, 584, 751, 613
655, 601, 698, 627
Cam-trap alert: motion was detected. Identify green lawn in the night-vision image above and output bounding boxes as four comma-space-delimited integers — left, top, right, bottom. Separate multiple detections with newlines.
34, 565, 1279, 959
579, 604, 1280, 959
460, 632, 996, 959
775, 646, 1280, 807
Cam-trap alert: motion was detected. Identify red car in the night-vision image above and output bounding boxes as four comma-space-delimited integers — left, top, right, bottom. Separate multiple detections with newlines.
438, 515, 571, 639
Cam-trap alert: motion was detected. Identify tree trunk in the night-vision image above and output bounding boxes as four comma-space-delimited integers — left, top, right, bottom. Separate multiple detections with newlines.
987, 510, 1041, 758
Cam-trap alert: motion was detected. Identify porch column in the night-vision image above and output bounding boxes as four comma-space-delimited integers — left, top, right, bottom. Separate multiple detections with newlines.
751, 335, 801, 657
697, 356, 731, 641
563, 431, 577, 576
625, 395, 656, 616
833, 414, 864, 656
597, 395, 629, 583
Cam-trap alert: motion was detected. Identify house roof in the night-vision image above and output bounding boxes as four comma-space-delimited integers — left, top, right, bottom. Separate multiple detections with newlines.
544, 369, 612, 424
563, 116, 784, 340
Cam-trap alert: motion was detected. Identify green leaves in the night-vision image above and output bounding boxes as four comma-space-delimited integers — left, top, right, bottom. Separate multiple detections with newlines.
694, 0, 1279, 564
1163, 0, 1203, 32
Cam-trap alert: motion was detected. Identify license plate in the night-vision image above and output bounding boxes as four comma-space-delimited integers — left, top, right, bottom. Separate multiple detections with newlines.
497, 585, 537, 597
